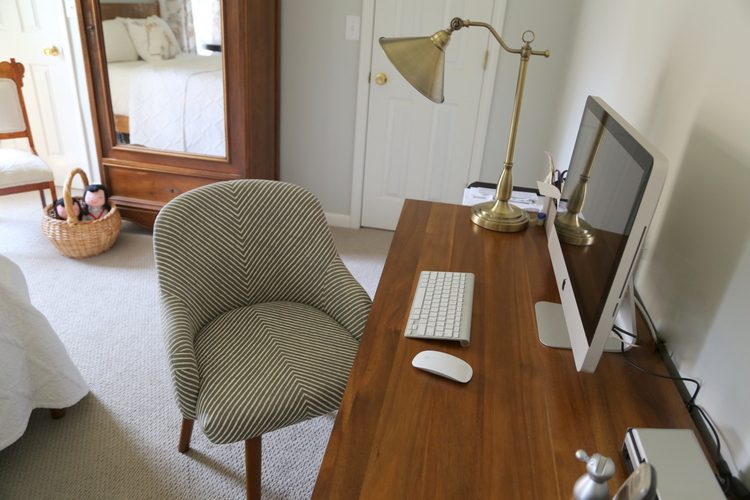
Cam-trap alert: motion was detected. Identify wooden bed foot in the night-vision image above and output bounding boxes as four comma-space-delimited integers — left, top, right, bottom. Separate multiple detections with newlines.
50, 409, 66, 419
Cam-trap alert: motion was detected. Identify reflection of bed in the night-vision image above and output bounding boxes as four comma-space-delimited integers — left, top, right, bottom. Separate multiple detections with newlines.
108, 55, 225, 156
101, 2, 225, 156
101, 2, 156, 136
106, 59, 143, 130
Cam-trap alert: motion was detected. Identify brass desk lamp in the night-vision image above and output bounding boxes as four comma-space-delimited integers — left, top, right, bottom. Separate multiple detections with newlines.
380, 17, 549, 232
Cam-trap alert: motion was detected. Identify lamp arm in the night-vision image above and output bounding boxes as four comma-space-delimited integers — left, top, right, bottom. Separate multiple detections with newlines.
450, 17, 550, 58
447, 16, 550, 231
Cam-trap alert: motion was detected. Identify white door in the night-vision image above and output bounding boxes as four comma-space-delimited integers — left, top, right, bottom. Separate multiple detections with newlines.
0, 0, 89, 186
361, 0, 497, 230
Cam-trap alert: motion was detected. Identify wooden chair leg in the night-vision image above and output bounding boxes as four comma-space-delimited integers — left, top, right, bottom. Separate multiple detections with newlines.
48, 182, 57, 204
40, 182, 57, 207
50, 408, 66, 419
245, 436, 262, 500
178, 418, 194, 453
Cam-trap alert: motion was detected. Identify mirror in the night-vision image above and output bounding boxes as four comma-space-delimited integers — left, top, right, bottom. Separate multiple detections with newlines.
99, 0, 225, 157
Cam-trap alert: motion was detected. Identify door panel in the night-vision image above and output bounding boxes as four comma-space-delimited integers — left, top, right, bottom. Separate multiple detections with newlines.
362, 0, 495, 230
383, 98, 413, 196
426, 104, 458, 199
30, 64, 63, 155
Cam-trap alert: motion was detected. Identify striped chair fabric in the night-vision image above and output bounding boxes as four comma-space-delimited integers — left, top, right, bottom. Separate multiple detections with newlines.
153, 180, 371, 445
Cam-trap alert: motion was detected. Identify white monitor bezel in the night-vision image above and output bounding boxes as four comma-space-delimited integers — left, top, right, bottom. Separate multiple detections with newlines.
547, 96, 667, 372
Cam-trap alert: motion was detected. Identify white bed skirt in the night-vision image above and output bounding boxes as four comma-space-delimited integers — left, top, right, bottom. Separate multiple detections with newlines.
0, 256, 89, 450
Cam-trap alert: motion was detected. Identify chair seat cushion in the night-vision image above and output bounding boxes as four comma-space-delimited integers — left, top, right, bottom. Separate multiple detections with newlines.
194, 301, 360, 444
0, 149, 53, 189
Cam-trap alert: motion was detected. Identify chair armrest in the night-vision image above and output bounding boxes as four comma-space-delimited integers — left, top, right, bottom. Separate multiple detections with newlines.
160, 294, 201, 420
320, 257, 372, 341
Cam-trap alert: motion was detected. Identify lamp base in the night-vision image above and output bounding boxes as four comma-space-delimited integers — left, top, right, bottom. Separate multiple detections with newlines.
470, 200, 529, 232
554, 215, 595, 246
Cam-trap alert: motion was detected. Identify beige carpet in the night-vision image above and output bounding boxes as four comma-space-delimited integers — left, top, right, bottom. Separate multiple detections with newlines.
0, 191, 392, 499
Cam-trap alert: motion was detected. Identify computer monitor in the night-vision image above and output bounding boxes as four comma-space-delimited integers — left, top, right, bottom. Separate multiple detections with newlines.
535, 96, 667, 372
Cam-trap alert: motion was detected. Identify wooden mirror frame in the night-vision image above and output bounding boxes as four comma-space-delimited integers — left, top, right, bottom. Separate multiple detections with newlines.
76, 0, 278, 228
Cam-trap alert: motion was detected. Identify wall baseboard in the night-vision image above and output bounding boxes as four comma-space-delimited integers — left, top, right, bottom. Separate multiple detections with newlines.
325, 212, 355, 228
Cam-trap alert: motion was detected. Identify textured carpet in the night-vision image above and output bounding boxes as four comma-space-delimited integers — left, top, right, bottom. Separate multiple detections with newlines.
0, 191, 392, 499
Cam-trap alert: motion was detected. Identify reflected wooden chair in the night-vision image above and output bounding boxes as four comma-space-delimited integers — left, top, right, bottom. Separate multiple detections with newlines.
0, 58, 57, 206
153, 179, 372, 499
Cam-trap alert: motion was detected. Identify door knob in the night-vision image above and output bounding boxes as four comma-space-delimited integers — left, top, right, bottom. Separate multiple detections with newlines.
374, 72, 388, 85
43, 46, 60, 57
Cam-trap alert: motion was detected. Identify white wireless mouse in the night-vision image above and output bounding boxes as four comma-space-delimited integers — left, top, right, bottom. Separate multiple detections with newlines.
411, 350, 473, 383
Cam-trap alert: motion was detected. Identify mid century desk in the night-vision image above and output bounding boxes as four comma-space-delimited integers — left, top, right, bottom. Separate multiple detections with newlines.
314, 200, 698, 499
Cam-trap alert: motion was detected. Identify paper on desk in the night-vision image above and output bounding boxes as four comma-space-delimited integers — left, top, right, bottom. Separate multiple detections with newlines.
462, 186, 543, 212
536, 181, 561, 200
536, 181, 561, 224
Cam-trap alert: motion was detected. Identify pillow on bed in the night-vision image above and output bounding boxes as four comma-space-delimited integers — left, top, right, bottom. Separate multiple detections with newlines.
146, 16, 182, 54
102, 19, 138, 62
121, 16, 181, 63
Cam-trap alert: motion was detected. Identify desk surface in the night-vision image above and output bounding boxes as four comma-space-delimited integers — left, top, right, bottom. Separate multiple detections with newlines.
314, 200, 697, 499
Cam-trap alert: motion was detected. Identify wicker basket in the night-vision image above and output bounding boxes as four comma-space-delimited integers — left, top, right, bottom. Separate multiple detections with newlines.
41, 168, 121, 258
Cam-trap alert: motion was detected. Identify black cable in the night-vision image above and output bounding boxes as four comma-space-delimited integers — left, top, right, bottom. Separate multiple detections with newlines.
614, 329, 733, 493
629, 295, 715, 437
690, 404, 732, 494
631, 288, 750, 498
633, 288, 659, 341
695, 405, 722, 458
692, 405, 742, 496
613, 325, 637, 339
612, 327, 702, 409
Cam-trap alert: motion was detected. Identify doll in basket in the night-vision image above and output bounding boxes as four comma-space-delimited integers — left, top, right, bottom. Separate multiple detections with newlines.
82, 184, 110, 222
53, 198, 83, 221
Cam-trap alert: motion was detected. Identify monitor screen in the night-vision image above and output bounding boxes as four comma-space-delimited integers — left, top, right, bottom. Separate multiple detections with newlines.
558, 103, 652, 344
538, 96, 667, 372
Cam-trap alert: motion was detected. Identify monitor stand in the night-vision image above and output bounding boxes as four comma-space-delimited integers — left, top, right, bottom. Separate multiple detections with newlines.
535, 280, 637, 352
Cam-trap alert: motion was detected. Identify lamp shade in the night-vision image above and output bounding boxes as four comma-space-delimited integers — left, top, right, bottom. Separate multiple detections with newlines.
379, 30, 452, 103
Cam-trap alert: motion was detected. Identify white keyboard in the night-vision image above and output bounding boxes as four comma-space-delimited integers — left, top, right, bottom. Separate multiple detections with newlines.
404, 271, 475, 346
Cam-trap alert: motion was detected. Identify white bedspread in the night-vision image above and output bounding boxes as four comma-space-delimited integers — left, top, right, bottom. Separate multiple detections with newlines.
127, 54, 225, 156
107, 60, 147, 116
0, 256, 88, 450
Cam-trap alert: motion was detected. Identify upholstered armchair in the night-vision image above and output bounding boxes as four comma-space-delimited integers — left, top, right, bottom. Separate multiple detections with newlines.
0, 59, 56, 206
153, 179, 371, 499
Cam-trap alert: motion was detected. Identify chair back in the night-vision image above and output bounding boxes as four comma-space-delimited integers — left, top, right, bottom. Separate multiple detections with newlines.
154, 180, 342, 330
0, 59, 35, 153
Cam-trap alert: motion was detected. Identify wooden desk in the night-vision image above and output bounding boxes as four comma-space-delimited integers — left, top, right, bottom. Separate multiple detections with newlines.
314, 200, 697, 499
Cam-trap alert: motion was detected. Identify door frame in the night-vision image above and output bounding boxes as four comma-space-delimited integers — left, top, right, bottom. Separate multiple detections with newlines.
348, 0, 507, 229
61, 0, 98, 181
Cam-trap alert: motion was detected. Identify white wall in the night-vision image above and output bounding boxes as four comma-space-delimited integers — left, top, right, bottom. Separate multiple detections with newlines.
279, 0, 362, 216
548, 0, 750, 483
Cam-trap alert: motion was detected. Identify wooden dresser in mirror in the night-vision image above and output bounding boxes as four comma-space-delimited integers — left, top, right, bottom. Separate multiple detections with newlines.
77, 0, 278, 228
